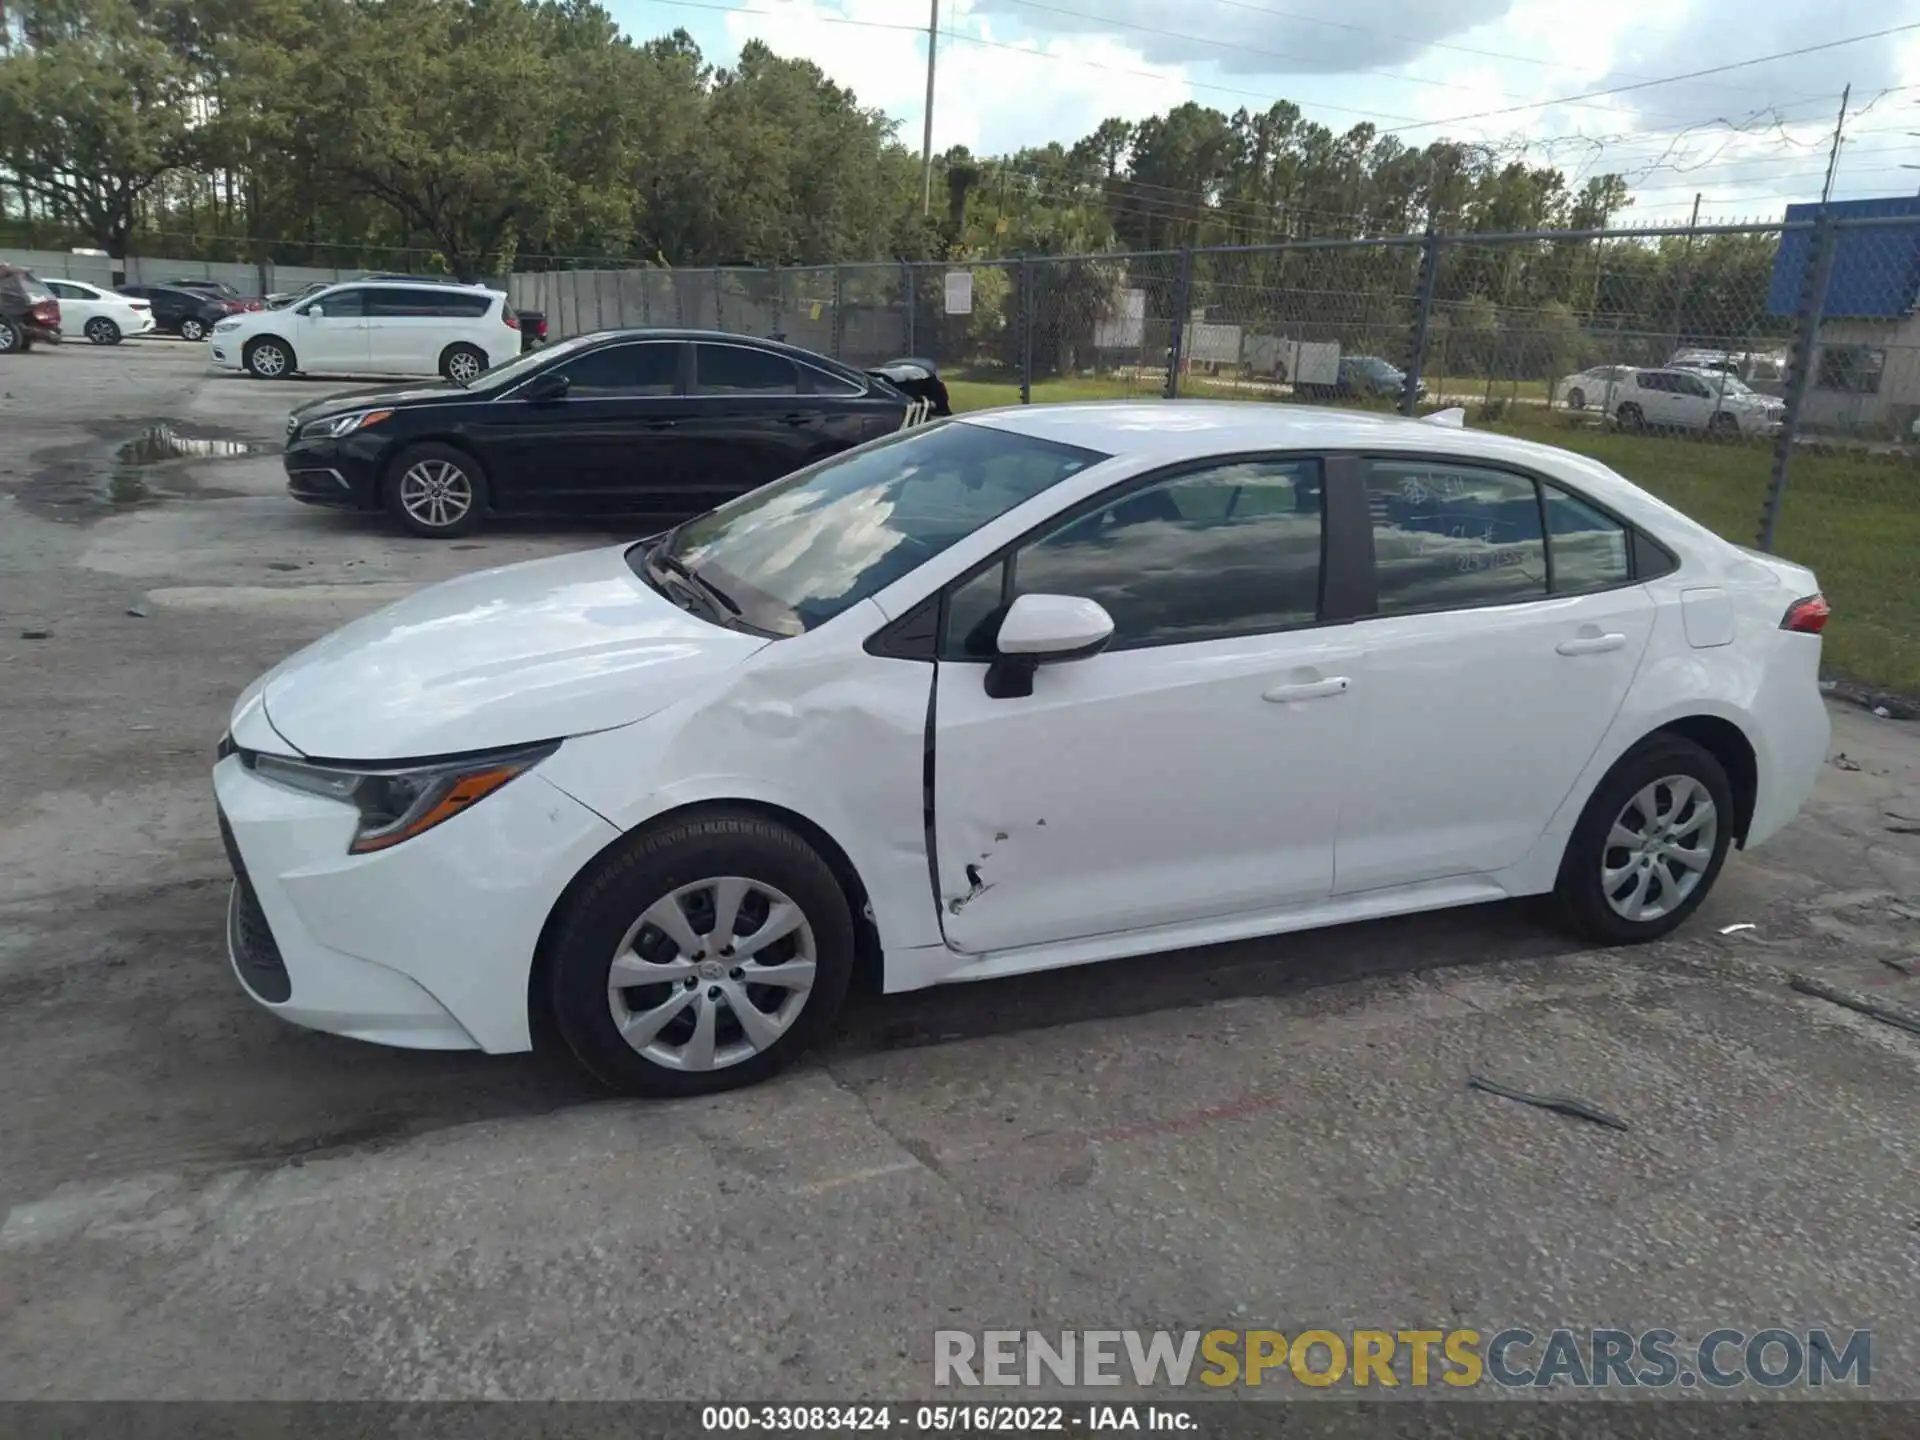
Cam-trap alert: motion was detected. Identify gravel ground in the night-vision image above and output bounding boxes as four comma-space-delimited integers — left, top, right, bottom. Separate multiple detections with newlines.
2, 342, 1918, 1405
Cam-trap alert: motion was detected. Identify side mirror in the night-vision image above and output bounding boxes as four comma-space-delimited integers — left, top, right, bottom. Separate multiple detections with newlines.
984, 594, 1115, 699
524, 371, 570, 402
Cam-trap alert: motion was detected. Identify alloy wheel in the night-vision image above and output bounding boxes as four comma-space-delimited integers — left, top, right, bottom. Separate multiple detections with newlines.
606, 875, 817, 1073
85, 317, 118, 345
397, 458, 474, 529
251, 343, 286, 377
1601, 774, 1718, 923
447, 348, 483, 383
181, 319, 206, 341
0, 322, 16, 353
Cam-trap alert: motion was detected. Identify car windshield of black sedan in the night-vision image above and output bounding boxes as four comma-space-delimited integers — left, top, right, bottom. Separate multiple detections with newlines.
643, 421, 1107, 636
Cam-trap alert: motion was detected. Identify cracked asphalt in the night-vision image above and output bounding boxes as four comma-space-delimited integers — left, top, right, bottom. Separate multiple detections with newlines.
3, 343, 1919, 1403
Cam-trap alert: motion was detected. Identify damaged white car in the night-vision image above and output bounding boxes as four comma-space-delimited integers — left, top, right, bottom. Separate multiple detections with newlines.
215, 403, 1831, 1095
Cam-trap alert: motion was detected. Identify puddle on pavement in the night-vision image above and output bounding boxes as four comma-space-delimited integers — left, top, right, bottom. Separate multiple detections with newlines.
22, 423, 262, 521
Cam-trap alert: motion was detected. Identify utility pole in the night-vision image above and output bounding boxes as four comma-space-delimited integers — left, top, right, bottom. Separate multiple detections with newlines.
921, 0, 939, 217
1820, 85, 1850, 205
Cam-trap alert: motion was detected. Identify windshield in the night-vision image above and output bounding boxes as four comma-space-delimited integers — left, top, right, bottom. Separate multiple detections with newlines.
642, 420, 1108, 636
463, 333, 598, 391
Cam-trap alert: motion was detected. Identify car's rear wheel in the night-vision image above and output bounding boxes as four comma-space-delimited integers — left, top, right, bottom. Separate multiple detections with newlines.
0, 318, 20, 354
245, 337, 294, 379
1567, 387, 1586, 410
1616, 402, 1645, 432
548, 811, 855, 1097
84, 316, 121, 346
1551, 734, 1735, 945
179, 317, 208, 342
385, 442, 488, 538
440, 343, 487, 384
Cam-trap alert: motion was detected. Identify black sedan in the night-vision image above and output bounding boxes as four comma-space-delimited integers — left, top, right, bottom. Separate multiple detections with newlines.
281, 329, 950, 537
117, 284, 238, 341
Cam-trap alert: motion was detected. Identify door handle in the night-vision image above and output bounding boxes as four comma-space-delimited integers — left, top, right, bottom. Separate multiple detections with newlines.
1556, 632, 1627, 656
779, 412, 819, 426
642, 419, 677, 430
1262, 676, 1351, 703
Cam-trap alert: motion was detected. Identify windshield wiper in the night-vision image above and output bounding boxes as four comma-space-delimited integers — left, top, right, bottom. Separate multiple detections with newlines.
651, 541, 741, 618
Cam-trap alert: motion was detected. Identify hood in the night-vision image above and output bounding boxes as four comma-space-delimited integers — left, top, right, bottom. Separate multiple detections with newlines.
291, 381, 469, 424
252, 545, 770, 760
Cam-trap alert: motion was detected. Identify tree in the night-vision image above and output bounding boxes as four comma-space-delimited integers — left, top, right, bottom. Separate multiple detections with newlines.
0, 0, 201, 256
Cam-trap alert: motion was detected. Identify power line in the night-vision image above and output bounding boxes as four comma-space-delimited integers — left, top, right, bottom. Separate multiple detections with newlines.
1383, 23, 1920, 136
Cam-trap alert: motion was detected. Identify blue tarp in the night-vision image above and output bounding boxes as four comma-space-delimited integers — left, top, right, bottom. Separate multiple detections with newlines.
1768, 196, 1920, 319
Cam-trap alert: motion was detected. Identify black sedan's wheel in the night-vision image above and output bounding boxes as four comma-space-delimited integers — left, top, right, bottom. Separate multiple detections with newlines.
85, 316, 122, 346
548, 810, 855, 1097
245, 337, 294, 379
385, 442, 488, 538
440, 343, 487, 384
1552, 734, 1735, 945
179, 317, 208, 342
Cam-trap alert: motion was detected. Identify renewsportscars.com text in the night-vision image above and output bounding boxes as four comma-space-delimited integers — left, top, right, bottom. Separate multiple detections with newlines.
933, 1327, 1871, 1390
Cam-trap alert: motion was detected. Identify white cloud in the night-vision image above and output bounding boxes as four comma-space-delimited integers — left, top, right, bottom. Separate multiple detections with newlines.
716, 0, 1191, 155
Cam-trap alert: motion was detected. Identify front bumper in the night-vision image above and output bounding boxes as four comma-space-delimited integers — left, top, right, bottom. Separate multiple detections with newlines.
209, 341, 242, 369
213, 751, 621, 1053
282, 436, 384, 511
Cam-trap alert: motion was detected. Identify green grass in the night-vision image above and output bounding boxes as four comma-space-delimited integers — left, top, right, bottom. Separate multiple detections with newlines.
945, 374, 1920, 695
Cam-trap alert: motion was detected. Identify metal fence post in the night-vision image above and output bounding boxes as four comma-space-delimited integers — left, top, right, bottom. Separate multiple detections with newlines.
903, 260, 916, 356
1165, 246, 1193, 400
1758, 215, 1837, 552
1019, 256, 1034, 404
1402, 228, 1442, 416
832, 265, 845, 360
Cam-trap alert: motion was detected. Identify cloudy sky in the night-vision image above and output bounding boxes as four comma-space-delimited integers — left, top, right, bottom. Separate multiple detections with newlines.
605, 0, 1920, 223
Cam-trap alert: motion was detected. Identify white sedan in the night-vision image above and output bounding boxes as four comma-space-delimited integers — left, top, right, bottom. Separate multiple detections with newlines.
214, 403, 1831, 1095
42, 278, 156, 345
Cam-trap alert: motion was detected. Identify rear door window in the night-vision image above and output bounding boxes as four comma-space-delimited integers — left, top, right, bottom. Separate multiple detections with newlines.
1364, 459, 1546, 613
695, 343, 799, 395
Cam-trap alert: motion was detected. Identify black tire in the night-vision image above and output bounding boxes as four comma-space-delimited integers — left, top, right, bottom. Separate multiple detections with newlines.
1551, 734, 1735, 946
244, 336, 295, 379
1707, 411, 1739, 440
179, 317, 208, 342
1616, 402, 1644, 432
84, 316, 121, 346
0, 318, 17, 354
1567, 387, 1586, 410
440, 342, 487, 384
547, 811, 855, 1097
384, 441, 488, 538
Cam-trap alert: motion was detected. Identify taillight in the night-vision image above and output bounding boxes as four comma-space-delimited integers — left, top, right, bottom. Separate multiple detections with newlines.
30, 299, 58, 324
1782, 594, 1830, 634
503, 306, 520, 331
533, 316, 549, 338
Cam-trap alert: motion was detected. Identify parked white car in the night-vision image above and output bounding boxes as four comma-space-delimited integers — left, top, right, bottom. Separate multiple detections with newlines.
1555, 365, 1637, 411
1612, 367, 1784, 437
40, 278, 156, 345
215, 403, 1830, 1095
209, 279, 521, 381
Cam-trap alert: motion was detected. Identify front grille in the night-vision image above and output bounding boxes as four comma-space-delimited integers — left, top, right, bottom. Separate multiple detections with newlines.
218, 810, 292, 1003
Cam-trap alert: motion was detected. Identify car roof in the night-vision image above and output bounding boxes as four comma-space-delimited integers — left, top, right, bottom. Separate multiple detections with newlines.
963, 400, 1613, 471
576, 327, 864, 370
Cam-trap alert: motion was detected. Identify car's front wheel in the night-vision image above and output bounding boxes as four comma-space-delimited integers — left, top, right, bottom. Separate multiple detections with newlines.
179, 317, 208, 342
385, 442, 488, 538
1552, 734, 1735, 945
1615, 402, 1645, 432
245, 336, 294, 379
85, 316, 121, 345
548, 811, 855, 1097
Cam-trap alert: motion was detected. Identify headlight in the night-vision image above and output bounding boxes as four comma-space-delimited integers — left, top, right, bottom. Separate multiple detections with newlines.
213, 318, 243, 333
246, 741, 559, 853
299, 408, 393, 440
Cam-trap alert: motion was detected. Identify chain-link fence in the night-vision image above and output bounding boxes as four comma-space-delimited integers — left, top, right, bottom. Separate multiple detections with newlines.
516, 216, 1919, 694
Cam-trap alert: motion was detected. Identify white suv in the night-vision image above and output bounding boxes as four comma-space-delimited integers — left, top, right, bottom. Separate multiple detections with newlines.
1612, 367, 1784, 438
210, 280, 521, 382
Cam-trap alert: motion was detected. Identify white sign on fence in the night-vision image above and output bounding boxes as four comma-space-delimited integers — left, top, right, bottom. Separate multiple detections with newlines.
943, 271, 973, 315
